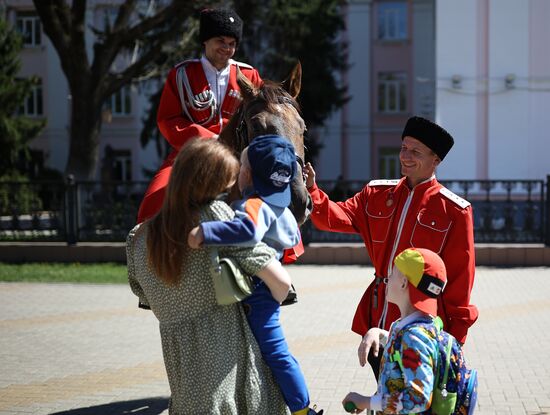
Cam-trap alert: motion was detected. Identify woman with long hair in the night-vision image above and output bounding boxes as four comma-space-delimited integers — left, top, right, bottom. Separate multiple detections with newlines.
127, 138, 291, 414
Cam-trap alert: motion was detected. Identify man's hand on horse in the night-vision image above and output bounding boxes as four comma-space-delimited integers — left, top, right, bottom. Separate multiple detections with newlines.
304, 162, 316, 189
188, 226, 205, 249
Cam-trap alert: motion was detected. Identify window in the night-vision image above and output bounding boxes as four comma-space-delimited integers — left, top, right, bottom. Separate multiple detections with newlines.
378, 147, 401, 179
106, 86, 132, 116
19, 79, 43, 117
377, 72, 407, 113
113, 150, 132, 181
377, 2, 408, 40
16, 13, 42, 46
102, 147, 132, 181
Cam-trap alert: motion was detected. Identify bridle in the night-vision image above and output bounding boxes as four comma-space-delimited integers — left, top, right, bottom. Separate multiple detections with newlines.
234, 96, 307, 175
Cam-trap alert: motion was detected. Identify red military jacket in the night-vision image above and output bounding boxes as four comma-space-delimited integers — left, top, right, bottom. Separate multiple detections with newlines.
137, 59, 261, 223
308, 176, 478, 344
157, 58, 262, 152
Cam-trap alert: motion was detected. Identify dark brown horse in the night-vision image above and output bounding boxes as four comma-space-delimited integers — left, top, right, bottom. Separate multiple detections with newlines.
218, 62, 312, 226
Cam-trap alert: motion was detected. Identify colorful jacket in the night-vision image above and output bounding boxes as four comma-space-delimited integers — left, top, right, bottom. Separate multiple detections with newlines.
308, 176, 478, 344
137, 59, 262, 223
201, 193, 300, 260
371, 312, 438, 414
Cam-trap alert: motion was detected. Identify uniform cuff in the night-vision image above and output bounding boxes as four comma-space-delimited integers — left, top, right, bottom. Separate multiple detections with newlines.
370, 394, 383, 411
307, 183, 319, 193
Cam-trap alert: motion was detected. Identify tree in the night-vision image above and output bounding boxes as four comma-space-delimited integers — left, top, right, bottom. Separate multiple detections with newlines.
33, 0, 218, 179
0, 17, 45, 178
234, 0, 348, 161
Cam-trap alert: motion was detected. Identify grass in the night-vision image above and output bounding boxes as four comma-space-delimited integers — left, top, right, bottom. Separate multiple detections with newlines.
0, 262, 128, 284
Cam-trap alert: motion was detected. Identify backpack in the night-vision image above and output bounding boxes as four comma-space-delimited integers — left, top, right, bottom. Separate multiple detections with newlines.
389, 316, 478, 415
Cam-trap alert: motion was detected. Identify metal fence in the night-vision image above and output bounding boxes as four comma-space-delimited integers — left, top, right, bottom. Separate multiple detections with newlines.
1, 177, 548, 245
301, 178, 548, 245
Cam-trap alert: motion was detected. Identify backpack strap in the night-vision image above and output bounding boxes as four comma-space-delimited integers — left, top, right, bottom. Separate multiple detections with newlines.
439, 335, 453, 397
389, 317, 449, 385
431, 315, 454, 397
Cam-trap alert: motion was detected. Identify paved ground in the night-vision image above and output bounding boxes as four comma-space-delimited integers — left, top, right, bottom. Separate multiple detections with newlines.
1, 265, 549, 415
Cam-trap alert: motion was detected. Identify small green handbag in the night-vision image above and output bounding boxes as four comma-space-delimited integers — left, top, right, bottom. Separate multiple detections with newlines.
209, 247, 254, 305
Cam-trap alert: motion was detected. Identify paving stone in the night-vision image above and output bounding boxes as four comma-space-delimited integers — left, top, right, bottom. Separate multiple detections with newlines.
1, 265, 549, 414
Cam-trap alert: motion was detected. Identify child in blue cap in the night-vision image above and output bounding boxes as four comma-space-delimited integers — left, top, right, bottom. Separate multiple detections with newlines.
188, 134, 322, 415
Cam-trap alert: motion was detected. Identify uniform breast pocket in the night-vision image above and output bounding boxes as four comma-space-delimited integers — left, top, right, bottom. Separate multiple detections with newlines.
365, 203, 395, 243
410, 209, 452, 254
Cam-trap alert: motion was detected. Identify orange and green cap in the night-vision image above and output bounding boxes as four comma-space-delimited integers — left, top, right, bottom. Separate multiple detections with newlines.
393, 248, 447, 315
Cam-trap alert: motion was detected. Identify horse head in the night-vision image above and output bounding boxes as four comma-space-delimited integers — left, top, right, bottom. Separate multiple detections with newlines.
219, 62, 312, 226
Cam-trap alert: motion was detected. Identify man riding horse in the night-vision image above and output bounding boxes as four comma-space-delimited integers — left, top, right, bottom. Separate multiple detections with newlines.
137, 8, 261, 222
137, 8, 311, 261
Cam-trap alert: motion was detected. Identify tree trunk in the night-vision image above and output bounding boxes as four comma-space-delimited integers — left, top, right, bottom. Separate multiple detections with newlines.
65, 93, 102, 180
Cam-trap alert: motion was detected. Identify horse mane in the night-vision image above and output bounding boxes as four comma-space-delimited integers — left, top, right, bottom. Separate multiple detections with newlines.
258, 80, 301, 112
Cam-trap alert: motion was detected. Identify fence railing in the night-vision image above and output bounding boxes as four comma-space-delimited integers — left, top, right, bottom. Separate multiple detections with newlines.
1, 177, 548, 245
301, 178, 548, 245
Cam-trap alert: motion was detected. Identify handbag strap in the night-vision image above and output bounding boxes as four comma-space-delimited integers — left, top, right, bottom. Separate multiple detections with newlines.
209, 246, 222, 273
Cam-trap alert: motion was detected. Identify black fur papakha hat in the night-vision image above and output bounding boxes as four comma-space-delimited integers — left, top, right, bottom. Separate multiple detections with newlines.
401, 116, 454, 161
199, 9, 243, 44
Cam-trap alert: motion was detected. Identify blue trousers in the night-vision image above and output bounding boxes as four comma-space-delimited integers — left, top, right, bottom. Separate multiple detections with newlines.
243, 280, 309, 412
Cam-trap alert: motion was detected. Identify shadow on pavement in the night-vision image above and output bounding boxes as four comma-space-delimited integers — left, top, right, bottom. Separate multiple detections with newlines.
49, 397, 169, 415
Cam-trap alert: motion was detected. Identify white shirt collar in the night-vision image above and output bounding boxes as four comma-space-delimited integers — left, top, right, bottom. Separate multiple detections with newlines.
200, 55, 231, 75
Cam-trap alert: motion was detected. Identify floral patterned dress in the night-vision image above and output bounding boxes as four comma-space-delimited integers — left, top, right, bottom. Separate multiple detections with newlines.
126, 200, 290, 415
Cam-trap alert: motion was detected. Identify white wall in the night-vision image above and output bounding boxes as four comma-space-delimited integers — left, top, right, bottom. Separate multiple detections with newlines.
317, 1, 372, 181
436, 0, 550, 180
526, 0, 550, 179
435, 0, 479, 180
346, 2, 372, 180
412, 0, 435, 120
43, 32, 70, 172
488, 1, 530, 179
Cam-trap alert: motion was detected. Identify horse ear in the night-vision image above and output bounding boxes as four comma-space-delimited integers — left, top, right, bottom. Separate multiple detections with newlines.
282, 61, 302, 99
237, 66, 257, 100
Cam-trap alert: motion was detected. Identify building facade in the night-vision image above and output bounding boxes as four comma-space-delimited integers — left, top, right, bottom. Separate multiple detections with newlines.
318, 0, 435, 181
318, 0, 550, 182
6, 1, 549, 183
436, 0, 550, 181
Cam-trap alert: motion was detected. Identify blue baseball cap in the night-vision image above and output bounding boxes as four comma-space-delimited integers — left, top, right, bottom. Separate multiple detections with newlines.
247, 134, 296, 208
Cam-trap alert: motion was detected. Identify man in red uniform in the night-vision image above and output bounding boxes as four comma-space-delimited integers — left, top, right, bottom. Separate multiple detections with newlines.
137, 8, 262, 222
304, 116, 478, 376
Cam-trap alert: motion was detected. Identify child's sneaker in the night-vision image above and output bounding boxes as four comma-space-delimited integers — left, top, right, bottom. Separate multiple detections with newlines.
307, 405, 323, 415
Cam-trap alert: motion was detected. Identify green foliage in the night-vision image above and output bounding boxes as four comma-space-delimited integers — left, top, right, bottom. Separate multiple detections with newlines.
0, 18, 45, 177
0, 172, 43, 215
0, 262, 127, 284
234, 0, 348, 161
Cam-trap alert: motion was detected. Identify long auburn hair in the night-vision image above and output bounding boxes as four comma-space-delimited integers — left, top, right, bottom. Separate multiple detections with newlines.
146, 139, 240, 285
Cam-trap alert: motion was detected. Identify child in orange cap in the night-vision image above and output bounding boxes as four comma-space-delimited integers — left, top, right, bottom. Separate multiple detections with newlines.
343, 248, 447, 414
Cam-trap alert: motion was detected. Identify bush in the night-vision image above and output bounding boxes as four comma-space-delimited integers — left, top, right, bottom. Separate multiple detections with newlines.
0, 173, 43, 215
